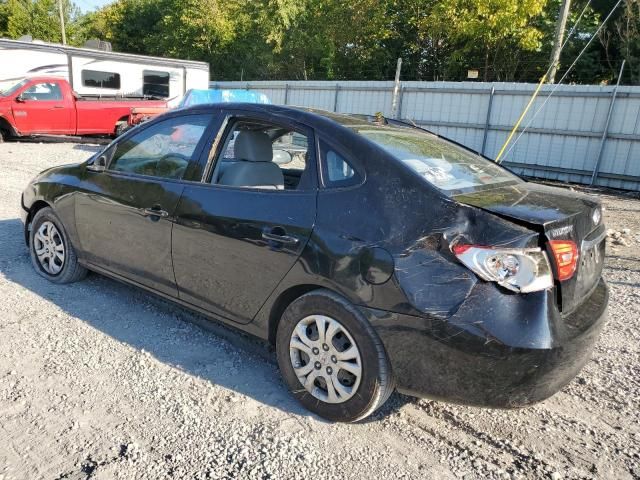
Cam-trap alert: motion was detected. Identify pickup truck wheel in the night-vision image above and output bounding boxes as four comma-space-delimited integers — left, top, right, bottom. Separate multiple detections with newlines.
115, 121, 129, 137
29, 207, 87, 284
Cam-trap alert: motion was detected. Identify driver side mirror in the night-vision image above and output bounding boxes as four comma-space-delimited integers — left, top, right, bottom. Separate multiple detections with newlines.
87, 154, 108, 172
15, 94, 25, 103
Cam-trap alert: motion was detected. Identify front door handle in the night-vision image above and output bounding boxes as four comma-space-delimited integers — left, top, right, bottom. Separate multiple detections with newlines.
262, 227, 299, 246
142, 207, 169, 219
52, 105, 65, 109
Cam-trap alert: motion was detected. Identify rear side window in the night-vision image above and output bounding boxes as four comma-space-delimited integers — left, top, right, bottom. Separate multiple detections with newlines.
143, 70, 170, 97
319, 140, 361, 188
82, 70, 121, 89
109, 114, 211, 179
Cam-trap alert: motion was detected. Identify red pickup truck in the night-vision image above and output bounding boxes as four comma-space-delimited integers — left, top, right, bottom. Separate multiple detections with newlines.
0, 77, 167, 141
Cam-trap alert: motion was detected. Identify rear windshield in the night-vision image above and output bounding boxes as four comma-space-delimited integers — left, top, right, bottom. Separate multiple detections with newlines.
356, 127, 521, 195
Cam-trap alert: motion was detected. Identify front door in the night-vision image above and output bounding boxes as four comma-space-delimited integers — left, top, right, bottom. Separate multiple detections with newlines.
75, 113, 214, 296
172, 114, 317, 323
13, 80, 73, 134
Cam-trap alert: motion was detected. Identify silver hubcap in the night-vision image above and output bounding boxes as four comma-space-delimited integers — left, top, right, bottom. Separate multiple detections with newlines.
289, 315, 362, 404
34, 221, 65, 275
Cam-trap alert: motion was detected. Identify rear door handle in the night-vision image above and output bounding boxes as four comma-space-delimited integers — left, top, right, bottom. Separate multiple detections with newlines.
262, 227, 299, 246
52, 105, 65, 109
142, 207, 169, 218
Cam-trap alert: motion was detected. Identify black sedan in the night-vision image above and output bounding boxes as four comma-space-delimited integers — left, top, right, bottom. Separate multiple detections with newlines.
21, 104, 608, 422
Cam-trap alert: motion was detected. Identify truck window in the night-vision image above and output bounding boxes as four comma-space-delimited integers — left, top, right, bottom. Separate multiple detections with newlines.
22, 82, 63, 101
82, 70, 121, 89
143, 70, 170, 98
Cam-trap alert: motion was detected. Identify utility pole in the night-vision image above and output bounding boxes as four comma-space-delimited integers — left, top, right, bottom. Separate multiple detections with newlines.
58, 0, 67, 45
548, 0, 571, 83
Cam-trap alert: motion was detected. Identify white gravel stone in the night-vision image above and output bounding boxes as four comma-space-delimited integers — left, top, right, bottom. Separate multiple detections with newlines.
0, 141, 639, 480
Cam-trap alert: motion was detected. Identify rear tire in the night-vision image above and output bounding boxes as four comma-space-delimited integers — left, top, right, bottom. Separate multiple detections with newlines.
115, 121, 130, 137
29, 207, 87, 284
276, 289, 394, 422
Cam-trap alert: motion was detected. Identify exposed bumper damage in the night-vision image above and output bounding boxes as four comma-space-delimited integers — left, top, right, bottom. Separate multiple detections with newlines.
363, 278, 608, 408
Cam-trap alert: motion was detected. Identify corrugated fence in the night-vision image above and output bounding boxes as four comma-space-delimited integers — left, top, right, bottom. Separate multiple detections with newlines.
211, 80, 640, 191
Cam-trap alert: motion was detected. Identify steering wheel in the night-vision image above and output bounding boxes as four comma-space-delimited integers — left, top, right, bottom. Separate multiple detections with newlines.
156, 153, 190, 178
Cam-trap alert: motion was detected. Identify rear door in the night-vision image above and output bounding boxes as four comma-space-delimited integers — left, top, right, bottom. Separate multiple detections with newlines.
172, 112, 318, 324
75, 112, 214, 297
12, 80, 73, 134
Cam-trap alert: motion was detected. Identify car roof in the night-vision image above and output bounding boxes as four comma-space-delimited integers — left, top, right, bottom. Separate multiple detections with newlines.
178, 102, 412, 133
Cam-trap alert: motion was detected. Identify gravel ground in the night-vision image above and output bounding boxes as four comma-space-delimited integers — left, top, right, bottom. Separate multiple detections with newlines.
0, 141, 639, 480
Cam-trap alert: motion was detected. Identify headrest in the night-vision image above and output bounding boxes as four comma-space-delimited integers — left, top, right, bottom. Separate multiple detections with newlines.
235, 131, 273, 162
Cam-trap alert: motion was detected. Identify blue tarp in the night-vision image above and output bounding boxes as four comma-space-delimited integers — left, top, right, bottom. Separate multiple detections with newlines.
179, 89, 271, 108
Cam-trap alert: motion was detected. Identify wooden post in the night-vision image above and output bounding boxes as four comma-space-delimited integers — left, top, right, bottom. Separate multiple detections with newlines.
548, 0, 572, 83
391, 58, 402, 119
58, 0, 67, 45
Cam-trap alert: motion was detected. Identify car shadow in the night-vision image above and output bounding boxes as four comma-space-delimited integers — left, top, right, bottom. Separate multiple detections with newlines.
0, 217, 321, 420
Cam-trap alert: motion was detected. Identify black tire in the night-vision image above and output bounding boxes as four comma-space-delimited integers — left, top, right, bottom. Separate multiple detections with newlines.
0, 129, 5, 143
276, 289, 394, 422
115, 121, 129, 137
29, 207, 87, 284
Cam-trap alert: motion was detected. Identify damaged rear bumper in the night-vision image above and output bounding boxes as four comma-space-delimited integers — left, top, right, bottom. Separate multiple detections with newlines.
364, 278, 608, 408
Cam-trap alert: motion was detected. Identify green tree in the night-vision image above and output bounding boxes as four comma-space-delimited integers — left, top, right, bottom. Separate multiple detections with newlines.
428, 0, 548, 81
70, 0, 639, 84
1, 0, 81, 44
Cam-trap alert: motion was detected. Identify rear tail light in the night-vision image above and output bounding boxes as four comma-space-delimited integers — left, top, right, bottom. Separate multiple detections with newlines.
548, 240, 579, 281
452, 244, 554, 293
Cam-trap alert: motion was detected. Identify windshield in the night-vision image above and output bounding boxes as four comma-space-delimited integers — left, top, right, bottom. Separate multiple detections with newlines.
0, 79, 29, 97
356, 127, 521, 195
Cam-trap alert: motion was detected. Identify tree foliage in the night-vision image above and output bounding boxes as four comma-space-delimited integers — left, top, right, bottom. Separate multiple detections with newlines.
0, 0, 81, 44
0, 0, 637, 84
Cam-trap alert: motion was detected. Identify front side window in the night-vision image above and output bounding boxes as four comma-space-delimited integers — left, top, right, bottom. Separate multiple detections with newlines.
82, 70, 121, 89
211, 119, 311, 191
21, 82, 63, 101
356, 127, 521, 195
109, 114, 211, 179
143, 70, 170, 97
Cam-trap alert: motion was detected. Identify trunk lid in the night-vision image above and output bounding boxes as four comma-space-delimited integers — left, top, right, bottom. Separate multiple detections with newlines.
454, 182, 605, 313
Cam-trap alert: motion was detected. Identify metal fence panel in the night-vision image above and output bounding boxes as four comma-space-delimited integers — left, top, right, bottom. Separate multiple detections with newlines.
211, 80, 640, 191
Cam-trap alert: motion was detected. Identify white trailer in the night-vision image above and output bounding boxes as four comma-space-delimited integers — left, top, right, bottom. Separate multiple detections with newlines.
0, 38, 210, 105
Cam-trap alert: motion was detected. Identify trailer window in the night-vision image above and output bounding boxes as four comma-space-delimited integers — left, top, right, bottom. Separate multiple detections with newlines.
143, 70, 170, 98
82, 70, 121, 89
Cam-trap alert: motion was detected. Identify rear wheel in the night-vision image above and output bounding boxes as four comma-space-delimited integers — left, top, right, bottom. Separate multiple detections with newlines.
115, 121, 130, 137
29, 207, 87, 284
276, 289, 394, 422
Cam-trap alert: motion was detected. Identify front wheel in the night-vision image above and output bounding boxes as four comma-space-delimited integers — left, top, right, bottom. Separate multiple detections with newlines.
29, 207, 87, 284
276, 289, 394, 422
